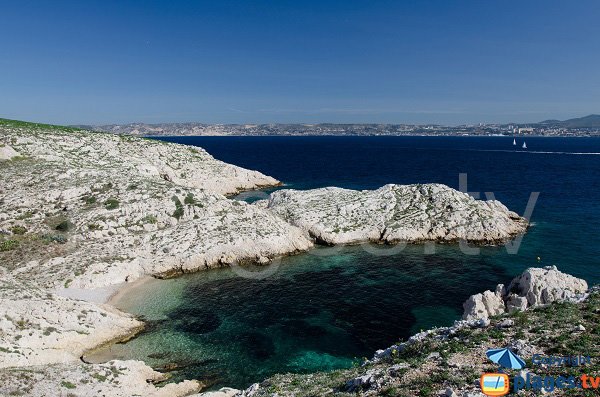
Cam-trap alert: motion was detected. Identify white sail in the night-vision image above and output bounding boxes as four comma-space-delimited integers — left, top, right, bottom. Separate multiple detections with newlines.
513, 138, 516, 145
522, 142, 527, 149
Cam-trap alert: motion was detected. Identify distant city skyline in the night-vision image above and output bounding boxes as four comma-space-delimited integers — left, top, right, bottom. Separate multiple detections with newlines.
2, 0, 600, 125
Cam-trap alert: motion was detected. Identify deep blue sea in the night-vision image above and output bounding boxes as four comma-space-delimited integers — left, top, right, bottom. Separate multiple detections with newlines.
101, 136, 600, 389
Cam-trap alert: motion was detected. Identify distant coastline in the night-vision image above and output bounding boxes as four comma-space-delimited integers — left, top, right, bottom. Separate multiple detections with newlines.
74, 114, 600, 137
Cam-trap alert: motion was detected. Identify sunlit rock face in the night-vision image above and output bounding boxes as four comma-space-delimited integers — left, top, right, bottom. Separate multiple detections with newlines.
462, 266, 589, 320
0, 121, 311, 396
259, 183, 528, 245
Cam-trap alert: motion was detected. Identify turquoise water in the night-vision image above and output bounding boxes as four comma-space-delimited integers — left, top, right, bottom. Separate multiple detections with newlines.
103, 136, 600, 389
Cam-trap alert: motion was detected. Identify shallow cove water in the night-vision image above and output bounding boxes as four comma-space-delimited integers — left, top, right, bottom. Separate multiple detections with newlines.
98, 136, 600, 390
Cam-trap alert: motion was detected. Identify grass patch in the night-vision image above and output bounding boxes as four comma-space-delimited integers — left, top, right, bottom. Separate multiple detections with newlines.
60, 381, 76, 389
0, 239, 19, 252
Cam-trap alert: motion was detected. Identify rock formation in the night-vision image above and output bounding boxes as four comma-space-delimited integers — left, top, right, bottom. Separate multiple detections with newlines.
0, 119, 534, 396
462, 266, 588, 320
0, 121, 310, 396
257, 184, 528, 245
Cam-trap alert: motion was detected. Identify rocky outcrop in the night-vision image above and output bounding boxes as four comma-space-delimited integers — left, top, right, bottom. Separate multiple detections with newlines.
192, 387, 241, 397
0, 360, 202, 397
462, 285, 506, 321
257, 184, 528, 245
462, 266, 588, 320
506, 266, 589, 306
0, 121, 310, 395
0, 144, 20, 160
0, 119, 536, 396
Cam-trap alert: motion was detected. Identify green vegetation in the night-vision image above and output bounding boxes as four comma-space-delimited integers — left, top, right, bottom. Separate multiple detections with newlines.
184, 192, 195, 205
41, 233, 67, 244
88, 223, 101, 231
171, 195, 184, 219
91, 373, 108, 382
11, 226, 27, 235
54, 220, 72, 232
142, 215, 157, 224
104, 198, 120, 210
0, 239, 19, 252
83, 195, 97, 205
60, 381, 76, 389
0, 118, 84, 133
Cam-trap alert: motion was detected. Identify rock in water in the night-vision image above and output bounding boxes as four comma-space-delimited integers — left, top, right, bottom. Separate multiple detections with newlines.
259, 184, 528, 245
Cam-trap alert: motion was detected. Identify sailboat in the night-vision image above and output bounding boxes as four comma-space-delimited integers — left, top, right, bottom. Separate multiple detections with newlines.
513, 138, 516, 146
522, 142, 527, 149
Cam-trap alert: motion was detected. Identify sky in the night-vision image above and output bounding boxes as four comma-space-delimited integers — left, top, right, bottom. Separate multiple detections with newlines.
1, 0, 600, 125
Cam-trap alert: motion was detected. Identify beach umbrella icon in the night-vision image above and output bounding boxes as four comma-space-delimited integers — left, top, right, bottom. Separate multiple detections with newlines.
486, 348, 526, 370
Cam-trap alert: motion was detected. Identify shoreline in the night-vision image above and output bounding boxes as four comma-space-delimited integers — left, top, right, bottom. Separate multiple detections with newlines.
105, 275, 157, 308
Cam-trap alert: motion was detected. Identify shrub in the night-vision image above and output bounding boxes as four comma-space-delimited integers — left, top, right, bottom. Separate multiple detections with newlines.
55, 220, 71, 232
184, 192, 203, 207
184, 193, 195, 204
142, 215, 157, 224
41, 234, 67, 244
171, 196, 184, 220
83, 195, 97, 205
60, 381, 76, 389
104, 198, 119, 210
0, 239, 18, 252
11, 225, 27, 235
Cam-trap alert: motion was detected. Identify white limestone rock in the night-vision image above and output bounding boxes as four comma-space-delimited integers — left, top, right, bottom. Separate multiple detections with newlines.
505, 294, 528, 313
260, 184, 528, 245
191, 388, 242, 397
0, 360, 201, 397
462, 266, 589, 320
506, 266, 588, 307
462, 289, 506, 321
0, 123, 310, 395
0, 144, 20, 160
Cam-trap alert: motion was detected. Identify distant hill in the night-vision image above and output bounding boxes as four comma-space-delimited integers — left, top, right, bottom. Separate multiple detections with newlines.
539, 114, 600, 128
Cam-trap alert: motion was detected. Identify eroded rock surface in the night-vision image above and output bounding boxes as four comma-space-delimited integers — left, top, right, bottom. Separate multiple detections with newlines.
0, 121, 310, 395
0, 119, 535, 396
462, 266, 588, 320
258, 184, 528, 245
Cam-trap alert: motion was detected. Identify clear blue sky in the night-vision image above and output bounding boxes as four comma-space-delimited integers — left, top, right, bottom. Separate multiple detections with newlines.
1, 0, 599, 125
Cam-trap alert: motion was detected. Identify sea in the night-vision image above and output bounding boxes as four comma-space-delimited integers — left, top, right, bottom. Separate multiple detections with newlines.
95, 136, 600, 389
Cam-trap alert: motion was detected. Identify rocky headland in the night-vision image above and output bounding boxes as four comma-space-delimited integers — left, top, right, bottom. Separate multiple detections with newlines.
0, 118, 562, 396
256, 185, 527, 245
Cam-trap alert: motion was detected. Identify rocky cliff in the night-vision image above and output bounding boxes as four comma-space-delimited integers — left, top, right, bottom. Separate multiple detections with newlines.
0, 119, 536, 396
